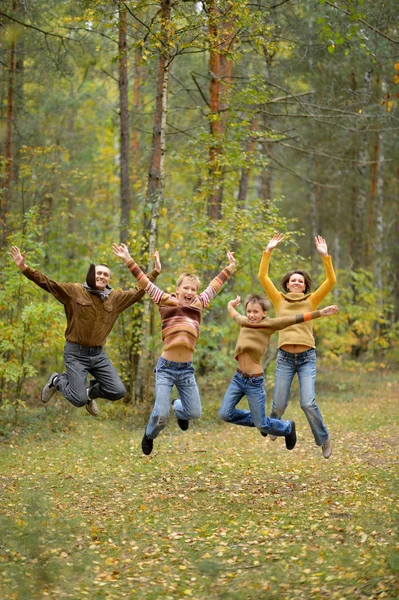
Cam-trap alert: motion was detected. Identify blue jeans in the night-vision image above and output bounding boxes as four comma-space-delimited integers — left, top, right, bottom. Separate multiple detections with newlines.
271, 348, 329, 446
55, 342, 126, 407
219, 371, 293, 436
145, 357, 202, 440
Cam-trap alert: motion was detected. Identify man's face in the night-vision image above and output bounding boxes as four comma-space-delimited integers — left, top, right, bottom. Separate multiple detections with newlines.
95, 265, 111, 290
176, 277, 199, 305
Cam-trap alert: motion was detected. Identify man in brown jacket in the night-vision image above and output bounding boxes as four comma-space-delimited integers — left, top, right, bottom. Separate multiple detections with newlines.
10, 246, 161, 416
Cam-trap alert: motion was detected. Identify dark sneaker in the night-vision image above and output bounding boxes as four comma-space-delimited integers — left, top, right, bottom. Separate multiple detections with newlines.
41, 372, 59, 403
172, 398, 189, 431
285, 420, 296, 450
85, 399, 99, 417
260, 431, 268, 437
142, 433, 153, 456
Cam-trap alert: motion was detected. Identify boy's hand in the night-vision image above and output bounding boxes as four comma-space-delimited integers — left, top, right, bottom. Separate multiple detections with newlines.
266, 233, 284, 252
315, 235, 328, 257
112, 243, 132, 264
227, 251, 236, 270
154, 250, 161, 273
228, 295, 241, 308
10, 246, 27, 269
320, 305, 338, 316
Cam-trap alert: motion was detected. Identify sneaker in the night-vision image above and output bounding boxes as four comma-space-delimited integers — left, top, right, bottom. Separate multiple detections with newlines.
85, 399, 99, 417
41, 372, 59, 403
285, 420, 296, 450
141, 433, 153, 456
260, 431, 268, 437
172, 398, 189, 431
269, 435, 277, 441
322, 438, 332, 459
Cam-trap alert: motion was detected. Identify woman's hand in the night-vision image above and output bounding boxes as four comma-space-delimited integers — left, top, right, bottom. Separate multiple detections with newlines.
315, 235, 328, 257
266, 233, 284, 252
320, 305, 338, 316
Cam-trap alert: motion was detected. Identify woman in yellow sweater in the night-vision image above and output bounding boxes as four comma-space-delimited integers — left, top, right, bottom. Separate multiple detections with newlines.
258, 234, 336, 459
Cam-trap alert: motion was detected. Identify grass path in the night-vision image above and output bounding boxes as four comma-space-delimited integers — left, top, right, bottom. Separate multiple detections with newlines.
0, 368, 398, 599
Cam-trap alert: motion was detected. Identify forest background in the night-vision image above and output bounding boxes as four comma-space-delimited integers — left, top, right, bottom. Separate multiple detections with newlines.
0, 0, 398, 412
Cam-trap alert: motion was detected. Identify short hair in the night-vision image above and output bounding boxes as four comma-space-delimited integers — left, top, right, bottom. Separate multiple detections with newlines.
96, 264, 111, 275
244, 294, 270, 312
176, 272, 201, 289
281, 270, 312, 294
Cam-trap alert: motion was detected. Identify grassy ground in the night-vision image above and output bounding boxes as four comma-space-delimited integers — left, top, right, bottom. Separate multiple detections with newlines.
0, 367, 398, 600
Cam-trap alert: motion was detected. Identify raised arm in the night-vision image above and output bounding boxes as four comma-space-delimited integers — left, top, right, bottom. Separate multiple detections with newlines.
227, 296, 247, 325
258, 234, 284, 309
310, 236, 337, 309
112, 243, 166, 304
199, 251, 236, 307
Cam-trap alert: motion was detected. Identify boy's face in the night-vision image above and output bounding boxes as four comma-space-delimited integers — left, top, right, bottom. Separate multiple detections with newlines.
246, 301, 267, 324
176, 277, 199, 305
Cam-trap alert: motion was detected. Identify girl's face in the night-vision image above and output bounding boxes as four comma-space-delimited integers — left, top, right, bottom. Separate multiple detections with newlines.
246, 302, 267, 324
176, 277, 198, 305
287, 272, 306, 293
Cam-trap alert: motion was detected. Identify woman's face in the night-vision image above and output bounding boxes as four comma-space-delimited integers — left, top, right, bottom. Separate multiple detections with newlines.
287, 272, 306, 293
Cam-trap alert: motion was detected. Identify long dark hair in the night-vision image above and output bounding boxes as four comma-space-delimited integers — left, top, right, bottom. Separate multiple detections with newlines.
281, 270, 312, 294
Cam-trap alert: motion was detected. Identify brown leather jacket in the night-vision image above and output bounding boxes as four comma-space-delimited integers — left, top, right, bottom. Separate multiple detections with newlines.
22, 265, 160, 347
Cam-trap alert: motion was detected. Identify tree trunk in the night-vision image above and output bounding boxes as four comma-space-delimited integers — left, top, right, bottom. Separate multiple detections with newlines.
119, 4, 130, 244
237, 115, 258, 209
134, 0, 171, 404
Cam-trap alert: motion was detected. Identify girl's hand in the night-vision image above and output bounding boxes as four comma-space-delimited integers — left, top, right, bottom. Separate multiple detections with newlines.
266, 233, 284, 252
227, 251, 236, 270
112, 243, 132, 263
320, 305, 338, 316
228, 295, 241, 308
154, 250, 161, 272
315, 235, 328, 257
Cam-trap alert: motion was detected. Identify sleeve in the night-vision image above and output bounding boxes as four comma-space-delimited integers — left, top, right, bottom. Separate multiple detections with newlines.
309, 255, 336, 309
229, 310, 247, 326
21, 266, 73, 305
258, 251, 281, 310
126, 260, 168, 305
261, 311, 321, 332
112, 268, 161, 311
199, 266, 234, 308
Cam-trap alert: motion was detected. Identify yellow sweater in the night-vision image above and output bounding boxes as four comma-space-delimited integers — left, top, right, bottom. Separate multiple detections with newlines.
258, 251, 336, 348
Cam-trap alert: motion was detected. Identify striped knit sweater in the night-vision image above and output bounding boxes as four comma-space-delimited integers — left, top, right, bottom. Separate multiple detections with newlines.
126, 259, 234, 352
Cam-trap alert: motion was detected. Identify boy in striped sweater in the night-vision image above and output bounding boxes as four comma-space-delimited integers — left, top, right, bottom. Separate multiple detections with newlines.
112, 243, 236, 455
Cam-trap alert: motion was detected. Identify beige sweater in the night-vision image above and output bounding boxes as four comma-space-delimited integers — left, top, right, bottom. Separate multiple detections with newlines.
258, 251, 336, 348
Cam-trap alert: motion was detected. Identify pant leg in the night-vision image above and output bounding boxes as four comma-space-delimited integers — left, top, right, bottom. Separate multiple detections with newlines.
55, 344, 90, 407
145, 360, 176, 440
246, 376, 292, 436
173, 364, 202, 421
88, 350, 126, 401
297, 350, 329, 446
270, 350, 296, 419
219, 373, 255, 427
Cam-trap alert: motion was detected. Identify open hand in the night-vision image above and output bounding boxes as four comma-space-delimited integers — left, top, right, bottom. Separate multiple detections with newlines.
112, 243, 132, 263
266, 233, 284, 252
315, 236, 328, 257
227, 251, 236, 270
10, 246, 26, 269
228, 295, 241, 309
154, 250, 161, 272
320, 305, 338, 316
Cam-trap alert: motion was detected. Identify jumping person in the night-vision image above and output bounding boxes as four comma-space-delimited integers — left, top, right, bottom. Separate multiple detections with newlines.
112, 242, 236, 455
10, 245, 161, 416
258, 234, 336, 458
219, 294, 338, 450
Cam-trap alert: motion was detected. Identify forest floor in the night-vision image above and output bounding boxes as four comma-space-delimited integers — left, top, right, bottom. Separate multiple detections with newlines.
0, 366, 398, 600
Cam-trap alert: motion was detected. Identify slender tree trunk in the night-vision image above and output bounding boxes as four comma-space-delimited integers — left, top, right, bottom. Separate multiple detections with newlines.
237, 115, 258, 209
119, 4, 130, 244
134, 0, 171, 403
131, 46, 142, 201
207, 0, 222, 220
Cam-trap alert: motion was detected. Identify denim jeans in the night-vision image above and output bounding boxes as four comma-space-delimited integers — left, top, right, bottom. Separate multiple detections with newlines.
55, 342, 126, 407
145, 357, 202, 440
219, 371, 293, 436
271, 348, 329, 446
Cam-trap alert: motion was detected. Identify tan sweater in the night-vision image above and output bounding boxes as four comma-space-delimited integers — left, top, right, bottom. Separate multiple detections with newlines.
258, 251, 336, 348
232, 311, 322, 364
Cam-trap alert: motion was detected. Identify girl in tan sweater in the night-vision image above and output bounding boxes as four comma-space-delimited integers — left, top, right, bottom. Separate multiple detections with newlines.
258, 234, 336, 458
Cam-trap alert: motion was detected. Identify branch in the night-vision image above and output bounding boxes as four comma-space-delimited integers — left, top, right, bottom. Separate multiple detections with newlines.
0, 11, 75, 42
269, 154, 340, 188
324, 1, 399, 44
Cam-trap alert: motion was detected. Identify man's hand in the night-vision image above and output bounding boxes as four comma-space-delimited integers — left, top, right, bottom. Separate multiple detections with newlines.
10, 246, 27, 270
227, 250, 236, 270
228, 295, 241, 309
154, 250, 161, 273
112, 243, 133, 264
320, 305, 338, 316
266, 233, 284, 252
315, 235, 328, 257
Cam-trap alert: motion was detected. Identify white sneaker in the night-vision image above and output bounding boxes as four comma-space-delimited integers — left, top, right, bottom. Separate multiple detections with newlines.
41, 372, 59, 403
322, 438, 332, 459
269, 435, 277, 441
85, 399, 99, 417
